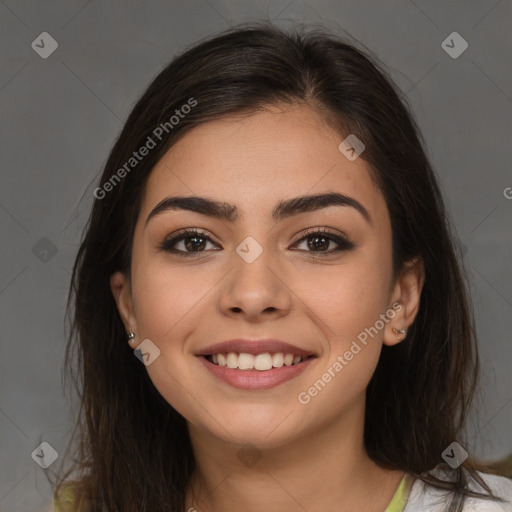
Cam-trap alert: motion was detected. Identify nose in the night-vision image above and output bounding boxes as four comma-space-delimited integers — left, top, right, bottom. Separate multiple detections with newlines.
217, 249, 292, 322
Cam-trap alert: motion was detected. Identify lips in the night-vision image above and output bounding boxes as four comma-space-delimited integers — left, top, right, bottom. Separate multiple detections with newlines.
195, 338, 317, 390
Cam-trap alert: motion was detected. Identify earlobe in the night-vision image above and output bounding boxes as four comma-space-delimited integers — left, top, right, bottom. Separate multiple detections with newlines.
383, 305, 408, 347
383, 257, 425, 347
110, 271, 137, 336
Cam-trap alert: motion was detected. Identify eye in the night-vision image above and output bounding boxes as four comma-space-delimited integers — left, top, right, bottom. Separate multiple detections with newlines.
158, 229, 218, 257
158, 227, 355, 258
291, 228, 355, 255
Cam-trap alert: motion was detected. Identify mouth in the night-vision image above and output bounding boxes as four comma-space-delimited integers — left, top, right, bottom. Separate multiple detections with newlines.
195, 338, 317, 389
196, 350, 317, 390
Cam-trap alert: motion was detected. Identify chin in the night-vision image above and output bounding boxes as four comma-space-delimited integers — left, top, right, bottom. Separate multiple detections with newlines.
198, 411, 309, 449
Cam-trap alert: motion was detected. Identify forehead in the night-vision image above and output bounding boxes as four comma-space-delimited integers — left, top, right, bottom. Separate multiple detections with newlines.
140, 105, 386, 224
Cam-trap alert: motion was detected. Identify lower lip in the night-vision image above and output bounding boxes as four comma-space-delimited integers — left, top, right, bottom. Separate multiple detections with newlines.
197, 356, 315, 390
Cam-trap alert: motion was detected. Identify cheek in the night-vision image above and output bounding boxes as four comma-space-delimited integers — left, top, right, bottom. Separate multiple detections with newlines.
300, 257, 392, 345
131, 258, 219, 343
296, 248, 392, 392
129, 262, 214, 422
294, 268, 390, 415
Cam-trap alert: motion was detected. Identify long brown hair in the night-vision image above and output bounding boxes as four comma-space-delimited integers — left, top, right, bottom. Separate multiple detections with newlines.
50, 22, 507, 511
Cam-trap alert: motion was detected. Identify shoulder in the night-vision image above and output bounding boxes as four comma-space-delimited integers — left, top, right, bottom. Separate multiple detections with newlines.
465, 472, 512, 510
404, 469, 512, 511
51, 481, 92, 512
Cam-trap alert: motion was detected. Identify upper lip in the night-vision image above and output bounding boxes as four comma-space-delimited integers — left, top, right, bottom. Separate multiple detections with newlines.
195, 338, 316, 358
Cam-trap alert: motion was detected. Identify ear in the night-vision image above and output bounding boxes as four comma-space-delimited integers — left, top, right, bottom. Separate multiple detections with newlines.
383, 257, 425, 347
110, 271, 138, 345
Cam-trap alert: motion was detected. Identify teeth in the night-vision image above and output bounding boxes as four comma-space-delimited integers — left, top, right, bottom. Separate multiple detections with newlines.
238, 352, 254, 370
254, 353, 273, 371
226, 352, 238, 369
209, 352, 305, 370
272, 352, 284, 367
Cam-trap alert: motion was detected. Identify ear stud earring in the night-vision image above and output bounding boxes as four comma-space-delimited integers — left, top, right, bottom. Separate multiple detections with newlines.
392, 327, 407, 336
126, 331, 135, 342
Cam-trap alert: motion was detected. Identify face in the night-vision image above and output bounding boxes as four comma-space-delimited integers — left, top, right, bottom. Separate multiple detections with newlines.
111, 103, 422, 449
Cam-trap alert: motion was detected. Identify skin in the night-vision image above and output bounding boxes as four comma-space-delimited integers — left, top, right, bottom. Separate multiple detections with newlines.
111, 103, 425, 512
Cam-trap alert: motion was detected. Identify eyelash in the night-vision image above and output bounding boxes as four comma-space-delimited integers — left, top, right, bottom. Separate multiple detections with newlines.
158, 227, 355, 258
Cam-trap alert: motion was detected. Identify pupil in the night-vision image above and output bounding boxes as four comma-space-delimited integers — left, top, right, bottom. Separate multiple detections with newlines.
185, 236, 206, 251
308, 236, 328, 251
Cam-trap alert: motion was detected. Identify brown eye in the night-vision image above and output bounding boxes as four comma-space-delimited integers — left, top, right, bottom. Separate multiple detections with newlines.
158, 227, 355, 258
292, 228, 355, 254
158, 229, 218, 256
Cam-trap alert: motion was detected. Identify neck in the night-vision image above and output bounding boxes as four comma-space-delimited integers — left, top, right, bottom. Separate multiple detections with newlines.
185, 399, 404, 512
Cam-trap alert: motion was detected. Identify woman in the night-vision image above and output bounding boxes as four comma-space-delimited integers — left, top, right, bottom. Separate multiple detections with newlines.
51, 23, 512, 511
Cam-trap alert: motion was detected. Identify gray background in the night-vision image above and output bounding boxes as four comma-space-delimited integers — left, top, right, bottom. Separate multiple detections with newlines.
0, 1, 511, 510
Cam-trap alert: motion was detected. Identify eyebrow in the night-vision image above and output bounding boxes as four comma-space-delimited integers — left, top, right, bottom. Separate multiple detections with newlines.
145, 192, 372, 226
